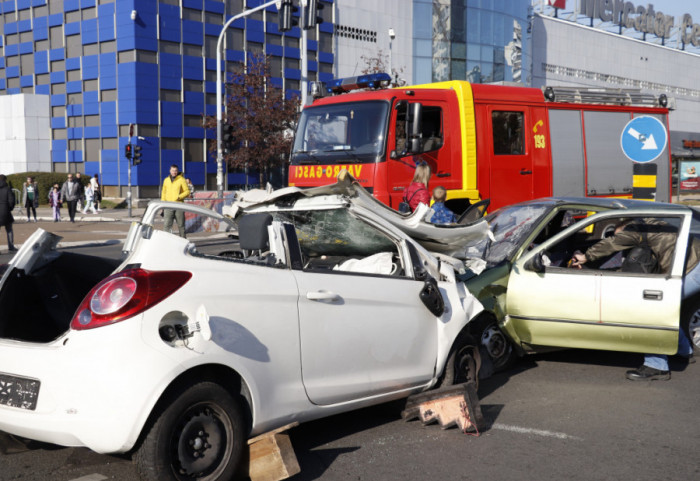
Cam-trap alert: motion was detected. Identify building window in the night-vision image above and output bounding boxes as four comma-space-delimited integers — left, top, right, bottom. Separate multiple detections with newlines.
100, 41, 117, 53
137, 50, 158, 64
84, 44, 99, 56
159, 41, 181, 55
50, 26, 64, 48
82, 7, 97, 20
160, 89, 181, 102
183, 8, 202, 21
183, 44, 203, 57
118, 50, 136, 63
66, 11, 81, 23
67, 70, 81, 82
184, 115, 203, 128
102, 138, 118, 149
226, 29, 244, 50
184, 139, 204, 162
52, 106, 66, 117
84, 79, 99, 91
85, 138, 100, 161
35, 40, 50, 52
52, 84, 66, 95
101, 89, 117, 101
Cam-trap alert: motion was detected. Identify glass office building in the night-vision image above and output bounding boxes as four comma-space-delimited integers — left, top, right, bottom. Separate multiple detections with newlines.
412, 0, 531, 85
0, 0, 334, 197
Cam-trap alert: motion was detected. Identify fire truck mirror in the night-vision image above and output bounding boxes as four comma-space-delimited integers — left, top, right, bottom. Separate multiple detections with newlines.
407, 102, 423, 154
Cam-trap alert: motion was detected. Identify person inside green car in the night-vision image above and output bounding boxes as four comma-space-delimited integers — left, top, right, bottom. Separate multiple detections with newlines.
571, 218, 699, 381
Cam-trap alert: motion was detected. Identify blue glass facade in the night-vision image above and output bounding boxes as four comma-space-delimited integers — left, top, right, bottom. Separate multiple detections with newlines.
0, 0, 335, 195
413, 0, 531, 85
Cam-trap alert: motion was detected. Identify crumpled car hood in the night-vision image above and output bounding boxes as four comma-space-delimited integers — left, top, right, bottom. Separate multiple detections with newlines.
225, 171, 490, 257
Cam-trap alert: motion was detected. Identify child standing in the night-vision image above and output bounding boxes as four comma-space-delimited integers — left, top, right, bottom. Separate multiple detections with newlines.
429, 186, 457, 224
48, 184, 61, 222
84, 184, 97, 214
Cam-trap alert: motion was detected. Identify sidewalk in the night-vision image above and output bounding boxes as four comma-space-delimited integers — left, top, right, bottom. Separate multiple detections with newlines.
0, 205, 147, 252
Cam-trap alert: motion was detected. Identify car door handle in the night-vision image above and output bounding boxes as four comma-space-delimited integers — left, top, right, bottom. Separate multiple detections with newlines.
643, 290, 663, 301
520, 169, 533, 175
306, 291, 340, 302
436, 172, 451, 177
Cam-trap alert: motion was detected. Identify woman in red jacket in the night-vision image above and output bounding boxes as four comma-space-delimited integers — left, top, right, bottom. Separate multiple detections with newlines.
403, 163, 431, 212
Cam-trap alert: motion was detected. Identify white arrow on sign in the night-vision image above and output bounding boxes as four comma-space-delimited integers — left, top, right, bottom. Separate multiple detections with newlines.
627, 127, 658, 150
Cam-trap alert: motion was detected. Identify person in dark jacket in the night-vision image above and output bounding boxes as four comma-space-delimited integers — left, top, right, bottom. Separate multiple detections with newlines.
571, 218, 700, 381
0, 174, 17, 252
403, 163, 431, 212
60, 173, 81, 223
21, 176, 38, 222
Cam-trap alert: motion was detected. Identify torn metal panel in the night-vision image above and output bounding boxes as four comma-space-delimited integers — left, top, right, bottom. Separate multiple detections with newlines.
227, 171, 491, 257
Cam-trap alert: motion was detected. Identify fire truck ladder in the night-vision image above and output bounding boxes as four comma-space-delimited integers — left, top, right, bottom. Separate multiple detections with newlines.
542, 86, 673, 109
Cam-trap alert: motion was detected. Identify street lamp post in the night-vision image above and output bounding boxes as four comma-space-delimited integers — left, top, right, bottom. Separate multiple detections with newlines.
216, 0, 281, 199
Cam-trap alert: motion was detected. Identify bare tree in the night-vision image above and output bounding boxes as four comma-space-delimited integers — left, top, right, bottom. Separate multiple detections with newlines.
204, 54, 299, 186
360, 49, 406, 87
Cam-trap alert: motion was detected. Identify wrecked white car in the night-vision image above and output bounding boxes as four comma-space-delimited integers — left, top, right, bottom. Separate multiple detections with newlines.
0, 179, 485, 480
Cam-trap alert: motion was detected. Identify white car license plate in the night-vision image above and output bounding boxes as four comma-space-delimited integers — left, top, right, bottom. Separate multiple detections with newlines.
0, 373, 40, 410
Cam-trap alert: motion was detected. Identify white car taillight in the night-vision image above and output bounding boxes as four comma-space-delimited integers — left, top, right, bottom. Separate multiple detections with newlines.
71, 268, 192, 330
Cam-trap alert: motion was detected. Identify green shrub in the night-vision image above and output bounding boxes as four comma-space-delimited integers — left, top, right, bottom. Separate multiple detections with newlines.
6, 172, 88, 206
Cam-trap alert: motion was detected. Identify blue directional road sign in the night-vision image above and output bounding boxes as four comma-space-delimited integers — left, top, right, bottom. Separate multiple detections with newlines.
620, 116, 668, 163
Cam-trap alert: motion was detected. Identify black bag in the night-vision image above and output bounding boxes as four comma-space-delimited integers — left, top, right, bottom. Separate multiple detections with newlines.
398, 187, 425, 214
621, 232, 658, 273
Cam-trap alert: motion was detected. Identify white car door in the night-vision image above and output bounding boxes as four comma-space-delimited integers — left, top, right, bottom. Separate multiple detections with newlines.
507, 210, 687, 354
294, 268, 439, 406
281, 207, 440, 406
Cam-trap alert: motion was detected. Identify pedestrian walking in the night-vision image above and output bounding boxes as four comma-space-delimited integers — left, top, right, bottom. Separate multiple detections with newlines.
48, 184, 61, 222
21, 176, 38, 222
84, 184, 97, 214
75, 172, 85, 213
0, 174, 17, 252
161, 165, 190, 237
90, 174, 102, 212
60, 174, 81, 223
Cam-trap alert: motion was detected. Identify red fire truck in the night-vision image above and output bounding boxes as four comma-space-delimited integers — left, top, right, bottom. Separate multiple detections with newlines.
288, 74, 672, 212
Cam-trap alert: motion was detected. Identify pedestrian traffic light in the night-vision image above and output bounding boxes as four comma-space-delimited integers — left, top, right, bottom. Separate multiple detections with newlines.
125, 143, 132, 159
132, 145, 142, 165
223, 124, 236, 154
303, 0, 323, 29
279, 0, 298, 32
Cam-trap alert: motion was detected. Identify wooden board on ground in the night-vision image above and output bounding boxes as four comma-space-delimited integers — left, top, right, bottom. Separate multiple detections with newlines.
247, 422, 301, 481
401, 382, 484, 432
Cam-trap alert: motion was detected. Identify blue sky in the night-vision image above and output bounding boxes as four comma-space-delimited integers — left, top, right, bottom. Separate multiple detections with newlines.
644, 1, 700, 21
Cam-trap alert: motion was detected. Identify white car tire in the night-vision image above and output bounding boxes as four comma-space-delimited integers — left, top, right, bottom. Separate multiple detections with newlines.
134, 381, 245, 481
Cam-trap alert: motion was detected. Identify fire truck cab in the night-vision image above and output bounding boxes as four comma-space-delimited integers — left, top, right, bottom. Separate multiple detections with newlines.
289, 74, 672, 213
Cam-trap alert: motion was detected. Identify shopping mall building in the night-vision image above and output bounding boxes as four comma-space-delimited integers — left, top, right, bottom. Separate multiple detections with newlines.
0, 0, 698, 197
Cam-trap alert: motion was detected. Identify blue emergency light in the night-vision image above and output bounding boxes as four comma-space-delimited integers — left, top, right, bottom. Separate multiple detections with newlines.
324, 73, 392, 94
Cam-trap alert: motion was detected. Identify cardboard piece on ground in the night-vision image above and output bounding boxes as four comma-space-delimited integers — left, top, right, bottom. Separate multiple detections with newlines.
247, 422, 300, 481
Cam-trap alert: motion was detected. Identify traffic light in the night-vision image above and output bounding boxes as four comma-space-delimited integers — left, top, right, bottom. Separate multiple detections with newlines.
279, 0, 298, 32
132, 145, 142, 165
223, 124, 236, 154
303, 0, 323, 30
125, 143, 132, 159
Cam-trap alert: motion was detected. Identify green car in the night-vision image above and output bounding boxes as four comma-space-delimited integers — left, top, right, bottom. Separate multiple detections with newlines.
458, 197, 700, 375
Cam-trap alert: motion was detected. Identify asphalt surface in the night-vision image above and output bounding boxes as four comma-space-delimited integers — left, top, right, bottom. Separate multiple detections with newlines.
1, 346, 699, 481
1, 206, 699, 480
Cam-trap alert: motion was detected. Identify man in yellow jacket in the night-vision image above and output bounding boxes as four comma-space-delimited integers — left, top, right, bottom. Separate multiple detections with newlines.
161, 164, 190, 237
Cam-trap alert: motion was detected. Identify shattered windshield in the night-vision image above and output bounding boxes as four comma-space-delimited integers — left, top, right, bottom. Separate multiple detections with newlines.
464, 204, 550, 265
272, 209, 396, 257
291, 101, 389, 161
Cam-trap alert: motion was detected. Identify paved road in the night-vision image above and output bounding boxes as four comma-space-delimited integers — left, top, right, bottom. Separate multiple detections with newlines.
1, 233, 699, 480
1, 347, 698, 481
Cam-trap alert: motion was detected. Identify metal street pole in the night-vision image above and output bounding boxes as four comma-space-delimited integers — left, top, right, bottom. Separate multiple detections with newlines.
300, 0, 308, 107
216, 0, 280, 199
127, 123, 133, 217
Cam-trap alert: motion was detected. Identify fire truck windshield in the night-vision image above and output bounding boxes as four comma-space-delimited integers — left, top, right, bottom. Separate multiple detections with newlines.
291, 100, 390, 164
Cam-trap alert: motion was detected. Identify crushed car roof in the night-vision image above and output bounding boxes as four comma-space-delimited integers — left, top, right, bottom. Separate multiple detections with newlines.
225, 171, 491, 256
